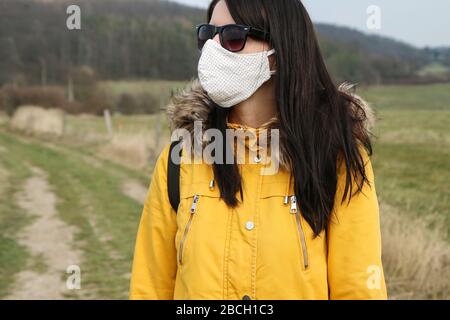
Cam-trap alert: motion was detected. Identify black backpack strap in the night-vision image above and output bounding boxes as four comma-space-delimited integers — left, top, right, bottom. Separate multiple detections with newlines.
167, 139, 183, 213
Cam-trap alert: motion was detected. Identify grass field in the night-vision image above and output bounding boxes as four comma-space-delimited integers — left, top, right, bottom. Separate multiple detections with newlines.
361, 84, 450, 234
98, 80, 188, 114
361, 83, 450, 299
99, 80, 187, 101
0, 82, 449, 299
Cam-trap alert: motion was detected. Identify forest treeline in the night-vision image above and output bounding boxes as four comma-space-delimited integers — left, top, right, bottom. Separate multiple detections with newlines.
1, 0, 449, 87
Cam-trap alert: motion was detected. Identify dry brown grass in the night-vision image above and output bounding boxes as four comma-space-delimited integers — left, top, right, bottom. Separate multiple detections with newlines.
381, 202, 450, 299
8, 110, 170, 170
10, 106, 65, 137
97, 133, 169, 169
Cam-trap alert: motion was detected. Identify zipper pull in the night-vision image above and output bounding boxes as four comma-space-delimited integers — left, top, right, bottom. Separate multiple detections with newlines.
290, 195, 298, 214
209, 179, 215, 190
190, 194, 200, 214
283, 195, 289, 205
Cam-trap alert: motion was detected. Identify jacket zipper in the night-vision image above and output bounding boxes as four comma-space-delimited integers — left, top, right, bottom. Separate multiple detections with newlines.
289, 195, 309, 270
178, 194, 200, 265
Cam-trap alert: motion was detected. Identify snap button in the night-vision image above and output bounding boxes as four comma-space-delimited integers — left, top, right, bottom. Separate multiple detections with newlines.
242, 295, 251, 300
245, 221, 254, 231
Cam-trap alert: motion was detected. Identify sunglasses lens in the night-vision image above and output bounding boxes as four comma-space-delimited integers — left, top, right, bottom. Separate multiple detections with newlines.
197, 25, 214, 50
222, 25, 247, 52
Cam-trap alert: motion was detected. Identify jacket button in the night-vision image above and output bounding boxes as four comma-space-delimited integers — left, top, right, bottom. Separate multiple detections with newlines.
245, 221, 254, 231
242, 295, 252, 300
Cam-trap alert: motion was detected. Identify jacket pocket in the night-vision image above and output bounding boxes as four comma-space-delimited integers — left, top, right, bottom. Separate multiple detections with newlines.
289, 195, 309, 271
177, 182, 221, 265
259, 183, 310, 272
178, 194, 200, 265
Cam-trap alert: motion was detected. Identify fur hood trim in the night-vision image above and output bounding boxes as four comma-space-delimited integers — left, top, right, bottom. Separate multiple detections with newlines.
166, 79, 375, 170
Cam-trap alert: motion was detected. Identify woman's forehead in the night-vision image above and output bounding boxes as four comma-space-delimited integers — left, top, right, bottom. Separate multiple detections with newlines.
209, 0, 236, 26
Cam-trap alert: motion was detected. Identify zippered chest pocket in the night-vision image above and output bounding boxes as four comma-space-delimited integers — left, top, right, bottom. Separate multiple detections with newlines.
289, 195, 309, 270
178, 194, 200, 264
176, 183, 221, 266
259, 183, 310, 271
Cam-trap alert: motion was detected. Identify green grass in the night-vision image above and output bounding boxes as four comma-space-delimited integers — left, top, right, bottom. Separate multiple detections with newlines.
98, 80, 188, 108
99, 80, 187, 97
64, 113, 169, 137
418, 63, 450, 77
0, 130, 149, 299
360, 83, 450, 111
360, 83, 450, 235
0, 146, 33, 298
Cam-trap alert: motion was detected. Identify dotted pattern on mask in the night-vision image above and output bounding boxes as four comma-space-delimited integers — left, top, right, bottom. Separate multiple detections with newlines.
198, 40, 272, 108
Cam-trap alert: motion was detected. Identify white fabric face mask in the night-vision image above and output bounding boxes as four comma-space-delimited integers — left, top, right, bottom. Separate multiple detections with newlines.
198, 39, 276, 108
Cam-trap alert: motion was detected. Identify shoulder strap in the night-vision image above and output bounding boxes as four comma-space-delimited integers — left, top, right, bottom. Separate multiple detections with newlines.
167, 139, 183, 213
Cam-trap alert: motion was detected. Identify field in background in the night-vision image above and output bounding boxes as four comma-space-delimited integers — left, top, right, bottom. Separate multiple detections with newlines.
98, 80, 189, 115
361, 84, 450, 232
418, 63, 450, 78
360, 83, 450, 298
0, 82, 449, 299
99, 80, 187, 102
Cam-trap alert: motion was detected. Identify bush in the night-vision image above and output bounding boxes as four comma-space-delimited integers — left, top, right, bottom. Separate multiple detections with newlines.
117, 92, 160, 115
70, 66, 97, 104
0, 85, 66, 116
0, 76, 161, 116
83, 90, 112, 116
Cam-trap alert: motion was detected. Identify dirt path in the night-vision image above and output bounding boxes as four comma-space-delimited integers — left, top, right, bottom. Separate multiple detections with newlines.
1, 131, 150, 298
6, 166, 82, 300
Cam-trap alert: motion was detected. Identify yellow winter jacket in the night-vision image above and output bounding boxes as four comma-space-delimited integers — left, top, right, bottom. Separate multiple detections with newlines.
129, 80, 387, 300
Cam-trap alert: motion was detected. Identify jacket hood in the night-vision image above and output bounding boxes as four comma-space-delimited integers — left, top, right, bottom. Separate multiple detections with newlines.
166, 78, 375, 170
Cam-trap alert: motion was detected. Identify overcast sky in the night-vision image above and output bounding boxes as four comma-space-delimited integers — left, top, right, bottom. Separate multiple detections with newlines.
169, 0, 450, 48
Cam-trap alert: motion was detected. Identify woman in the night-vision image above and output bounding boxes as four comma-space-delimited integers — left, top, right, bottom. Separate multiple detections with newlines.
130, 0, 387, 300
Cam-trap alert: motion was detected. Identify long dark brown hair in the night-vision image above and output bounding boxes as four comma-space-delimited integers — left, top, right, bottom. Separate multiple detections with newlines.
206, 0, 372, 237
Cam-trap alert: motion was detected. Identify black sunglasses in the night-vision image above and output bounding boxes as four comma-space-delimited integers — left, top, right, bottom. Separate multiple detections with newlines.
196, 23, 270, 52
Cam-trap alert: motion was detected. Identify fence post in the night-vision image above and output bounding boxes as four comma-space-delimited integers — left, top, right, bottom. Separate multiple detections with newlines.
104, 109, 113, 139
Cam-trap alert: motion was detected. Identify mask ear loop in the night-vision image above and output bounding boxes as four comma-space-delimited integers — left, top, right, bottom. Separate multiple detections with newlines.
267, 49, 277, 75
